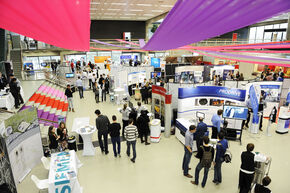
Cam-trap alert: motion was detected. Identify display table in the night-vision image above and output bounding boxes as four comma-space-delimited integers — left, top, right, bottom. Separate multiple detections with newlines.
0, 93, 15, 110
276, 106, 290, 134
150, 119, 161, 143
72, 117, 90, 132
175, 118, 198, 151
76, 125, 96, 156
48, 151, 82, 193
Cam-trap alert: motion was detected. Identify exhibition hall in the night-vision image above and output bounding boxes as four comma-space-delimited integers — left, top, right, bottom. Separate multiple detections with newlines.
0, 0, 290, 193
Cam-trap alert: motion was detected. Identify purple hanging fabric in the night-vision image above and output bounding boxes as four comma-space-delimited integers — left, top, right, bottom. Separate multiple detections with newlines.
143, 0, 290, 50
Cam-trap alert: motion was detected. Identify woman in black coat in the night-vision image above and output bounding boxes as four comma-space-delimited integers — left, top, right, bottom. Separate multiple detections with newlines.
137, 110, 150, 145
48, 126, 60, 152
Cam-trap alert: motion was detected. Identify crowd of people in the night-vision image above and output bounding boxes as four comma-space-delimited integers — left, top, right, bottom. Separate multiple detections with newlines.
260, 68, 284, 81
181, 109, 272, 192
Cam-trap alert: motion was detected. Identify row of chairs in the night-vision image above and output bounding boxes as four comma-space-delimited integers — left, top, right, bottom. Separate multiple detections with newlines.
31, 157, 50, 193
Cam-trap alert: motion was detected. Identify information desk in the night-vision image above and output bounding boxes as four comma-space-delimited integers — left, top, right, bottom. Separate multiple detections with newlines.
175, 118, 198, 151
0, 93, 15, 110
49, 151, 82, 193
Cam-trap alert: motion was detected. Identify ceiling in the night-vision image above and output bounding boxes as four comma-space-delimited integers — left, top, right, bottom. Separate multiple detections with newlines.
90, 0, 177, 21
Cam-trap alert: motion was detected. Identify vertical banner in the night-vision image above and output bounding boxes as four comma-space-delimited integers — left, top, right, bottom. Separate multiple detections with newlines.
232, 33, 238, 41
249, 85, 259, 124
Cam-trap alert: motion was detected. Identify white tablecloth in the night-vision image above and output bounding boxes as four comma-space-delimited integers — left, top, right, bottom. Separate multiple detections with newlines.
72, 117, 90, 132
76, 126, 96, 156
0, 93, 15, 110
49, 150, 82, 193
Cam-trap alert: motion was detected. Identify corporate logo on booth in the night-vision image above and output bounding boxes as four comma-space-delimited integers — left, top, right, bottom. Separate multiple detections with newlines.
178, 86, 246, 101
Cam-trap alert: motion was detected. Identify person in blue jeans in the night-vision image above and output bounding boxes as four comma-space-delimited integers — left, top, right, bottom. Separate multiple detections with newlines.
191, 136, 214, 188
213, 132, 228, 185
182, 125, 196, 178
124, 119, 138, 163
109, 115, 121, 157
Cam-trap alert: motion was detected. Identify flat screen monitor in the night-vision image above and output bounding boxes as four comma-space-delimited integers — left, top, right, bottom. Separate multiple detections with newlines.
222, 105, 248, 120
65, 73, 75, 78
151, 72, 161, 79
196, 112, 205, 119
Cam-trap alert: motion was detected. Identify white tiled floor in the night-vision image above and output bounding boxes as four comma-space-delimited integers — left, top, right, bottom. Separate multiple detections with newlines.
17, 81, 290, 193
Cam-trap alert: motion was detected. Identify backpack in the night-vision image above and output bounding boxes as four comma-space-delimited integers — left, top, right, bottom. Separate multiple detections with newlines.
201, 146, 212, 168
223, 149, 232, 163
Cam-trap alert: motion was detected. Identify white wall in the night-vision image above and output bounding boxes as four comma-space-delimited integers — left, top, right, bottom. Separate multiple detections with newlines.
238, 62, 256, 80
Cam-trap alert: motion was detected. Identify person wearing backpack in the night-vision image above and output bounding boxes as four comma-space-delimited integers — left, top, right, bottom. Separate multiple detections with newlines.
213, 132, 228, 185
191, 136, 214, 187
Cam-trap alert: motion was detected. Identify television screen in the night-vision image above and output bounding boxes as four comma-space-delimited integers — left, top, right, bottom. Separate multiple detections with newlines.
151, 72, 161, 79
196, 112, 205, 119
151, 58, 160, 68
65, 73, 75, 78
222, 105, 248, 120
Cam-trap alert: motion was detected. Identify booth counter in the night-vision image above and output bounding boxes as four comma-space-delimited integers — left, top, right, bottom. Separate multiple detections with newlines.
176, 118, 198, 151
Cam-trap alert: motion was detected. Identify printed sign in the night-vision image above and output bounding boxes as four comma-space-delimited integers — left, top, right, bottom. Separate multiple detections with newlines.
178, 86, 246, 102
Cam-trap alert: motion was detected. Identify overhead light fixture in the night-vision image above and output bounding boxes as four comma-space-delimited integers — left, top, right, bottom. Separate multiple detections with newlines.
160, 5, 173, 8
104, 13, 117, 15
130, 9, 143, 12
91, 2, 100, 5
152, 10, 164, 12
144, 14, 154, 16
102, 16, 114, 18
111, 3, 126, 6
120, 16, 131, 19
107, 8, 121, 11
125, 13, 136, 16
137, 4, 152, 6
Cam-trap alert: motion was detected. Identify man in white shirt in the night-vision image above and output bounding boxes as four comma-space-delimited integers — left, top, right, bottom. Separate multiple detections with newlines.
75, 76, 84, 99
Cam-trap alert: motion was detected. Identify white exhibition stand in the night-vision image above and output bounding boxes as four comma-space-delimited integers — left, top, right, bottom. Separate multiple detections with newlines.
76, 126, 96, 156
150, 119, 161, 143
48, 151, 83, 193
276, 106, 290, 134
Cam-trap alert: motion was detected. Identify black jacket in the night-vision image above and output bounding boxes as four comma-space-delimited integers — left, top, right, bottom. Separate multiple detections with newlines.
49, 134, 59, 149
254, 184, 271, 193
96, 115, 110, 133
137, 113, 150, 134
9, 81, 19, 95
240, 151, 255, 172
109, 122, 121, 137
65, 88, 73, 98
0, 76, 7, 90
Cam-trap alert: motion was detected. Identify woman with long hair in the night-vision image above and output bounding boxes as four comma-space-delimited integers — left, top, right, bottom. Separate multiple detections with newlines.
57, 122, 68, 151
48, 126, 60, 153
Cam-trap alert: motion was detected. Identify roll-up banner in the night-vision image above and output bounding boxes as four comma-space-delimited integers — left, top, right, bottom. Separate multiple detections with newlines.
249, 85, 260, 124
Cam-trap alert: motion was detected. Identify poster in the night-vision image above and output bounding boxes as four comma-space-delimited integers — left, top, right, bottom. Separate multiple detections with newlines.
2, 108, 43, 184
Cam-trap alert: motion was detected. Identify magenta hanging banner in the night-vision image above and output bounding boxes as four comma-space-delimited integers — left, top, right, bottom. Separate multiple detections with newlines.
143, 0, 290, 50
0, 0, 91, 51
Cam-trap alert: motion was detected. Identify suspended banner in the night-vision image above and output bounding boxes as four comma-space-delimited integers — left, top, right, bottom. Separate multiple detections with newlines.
0, 0, 90, 51
143, 0, 290, 50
